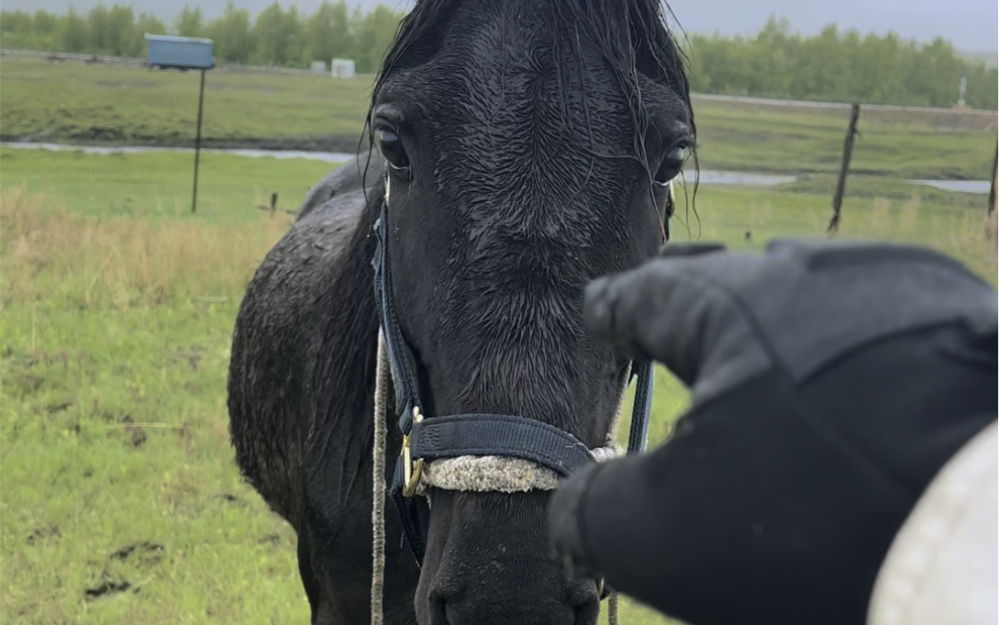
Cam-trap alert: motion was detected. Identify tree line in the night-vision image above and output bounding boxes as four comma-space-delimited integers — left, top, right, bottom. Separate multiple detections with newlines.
0, 2, 403, 74
685, 17, 997, 110
1, 6, 995, 109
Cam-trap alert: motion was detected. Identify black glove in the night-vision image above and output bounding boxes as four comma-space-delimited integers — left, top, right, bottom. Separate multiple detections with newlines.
549, 239, 997, 625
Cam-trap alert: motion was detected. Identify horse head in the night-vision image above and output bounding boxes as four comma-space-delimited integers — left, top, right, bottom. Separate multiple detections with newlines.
368, 1, 694, 622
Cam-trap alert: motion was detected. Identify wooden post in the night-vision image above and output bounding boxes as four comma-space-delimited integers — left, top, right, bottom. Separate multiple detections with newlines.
827, 103, 861, 235
191, 68, 206, 214
987, 144, 997, 243
988, 144, 997, 218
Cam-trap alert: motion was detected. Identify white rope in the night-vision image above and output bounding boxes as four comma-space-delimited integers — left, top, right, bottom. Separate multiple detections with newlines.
371, 331, 390, 625
416, 443, 620, 494
608, 591, 620, 625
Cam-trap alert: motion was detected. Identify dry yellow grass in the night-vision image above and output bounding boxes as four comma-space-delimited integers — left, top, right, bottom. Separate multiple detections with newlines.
1, 186, 293, 311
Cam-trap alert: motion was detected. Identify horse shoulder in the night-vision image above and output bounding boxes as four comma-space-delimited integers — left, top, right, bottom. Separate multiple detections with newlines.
227, 185, 369, 526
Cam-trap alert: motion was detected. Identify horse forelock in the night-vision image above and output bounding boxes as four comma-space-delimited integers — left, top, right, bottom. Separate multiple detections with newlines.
367, 0, 695, 180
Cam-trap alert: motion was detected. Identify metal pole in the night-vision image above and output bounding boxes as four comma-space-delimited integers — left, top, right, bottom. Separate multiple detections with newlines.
828, 103, 861, 235
192, 68, 206, 213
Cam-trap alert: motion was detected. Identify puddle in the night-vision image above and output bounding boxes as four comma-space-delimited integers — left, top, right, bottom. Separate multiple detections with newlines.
2, 142, 989, 192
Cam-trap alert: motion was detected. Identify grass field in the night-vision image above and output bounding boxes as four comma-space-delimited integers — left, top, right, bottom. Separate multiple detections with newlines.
2, 145, 995, 624
0, 57, 373, 148
2, 56, 996, 180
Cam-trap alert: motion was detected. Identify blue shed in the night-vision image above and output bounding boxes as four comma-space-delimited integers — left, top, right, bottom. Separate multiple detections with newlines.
145, 35, 214, 70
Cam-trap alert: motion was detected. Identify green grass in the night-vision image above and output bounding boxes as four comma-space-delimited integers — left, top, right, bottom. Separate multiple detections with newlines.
0, 57, 373, 145
691, 98, 997, 179
1, 149, 995, 625
0, 146, 334, 222
2, 56, 995, 180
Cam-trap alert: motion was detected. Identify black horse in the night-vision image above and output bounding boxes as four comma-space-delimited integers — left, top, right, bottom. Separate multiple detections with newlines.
227, 0, 694, 623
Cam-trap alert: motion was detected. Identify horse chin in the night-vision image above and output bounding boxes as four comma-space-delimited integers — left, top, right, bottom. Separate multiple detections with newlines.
415, 489, 601, 625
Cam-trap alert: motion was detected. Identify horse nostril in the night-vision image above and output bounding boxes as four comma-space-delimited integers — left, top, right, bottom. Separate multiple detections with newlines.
571, 580, 601, 625
429, 593, 449, 625
574, 597, 600, 625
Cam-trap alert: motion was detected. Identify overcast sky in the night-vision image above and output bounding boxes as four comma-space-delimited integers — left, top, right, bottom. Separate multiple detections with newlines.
9, 0, 998, 54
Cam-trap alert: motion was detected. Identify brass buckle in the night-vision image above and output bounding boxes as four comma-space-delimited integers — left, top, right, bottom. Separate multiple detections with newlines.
402, 407, 424, 497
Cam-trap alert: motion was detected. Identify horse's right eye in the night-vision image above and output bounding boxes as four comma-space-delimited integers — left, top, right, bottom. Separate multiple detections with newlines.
376, 127, 410, 171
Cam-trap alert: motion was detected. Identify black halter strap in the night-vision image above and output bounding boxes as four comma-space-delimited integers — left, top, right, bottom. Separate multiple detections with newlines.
372, 199, 656, 565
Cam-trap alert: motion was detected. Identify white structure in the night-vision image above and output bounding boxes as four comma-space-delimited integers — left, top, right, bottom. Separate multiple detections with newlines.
331, 58, 355, 78
867, 421, 997, 625
310, 60, 327, 74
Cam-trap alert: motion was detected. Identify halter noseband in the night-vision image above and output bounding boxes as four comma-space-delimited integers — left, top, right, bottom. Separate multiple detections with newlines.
371, 171, 659, 564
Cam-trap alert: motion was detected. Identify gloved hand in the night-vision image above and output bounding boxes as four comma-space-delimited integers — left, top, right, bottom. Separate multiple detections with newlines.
549, 239, 997, 625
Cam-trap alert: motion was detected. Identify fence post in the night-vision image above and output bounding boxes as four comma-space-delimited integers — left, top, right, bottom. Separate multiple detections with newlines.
987, 144, 997, 243
827, 103, 861, 235
191, 68, 207, 214
988, 144, 997, 218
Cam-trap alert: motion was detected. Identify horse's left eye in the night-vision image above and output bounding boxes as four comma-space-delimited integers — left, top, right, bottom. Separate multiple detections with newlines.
376, 127, 409, 170
654, 144, 688, 185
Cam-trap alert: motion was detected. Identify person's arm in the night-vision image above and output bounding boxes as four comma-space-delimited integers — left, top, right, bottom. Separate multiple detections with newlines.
549, 240, 997, 625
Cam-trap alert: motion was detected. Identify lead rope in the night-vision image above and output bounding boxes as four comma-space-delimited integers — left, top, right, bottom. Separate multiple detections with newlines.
608, 591, 620, 625
371, 331, 389, 625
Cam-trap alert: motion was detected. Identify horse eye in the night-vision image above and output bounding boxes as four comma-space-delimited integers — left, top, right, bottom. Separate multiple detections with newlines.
655, 145, 688, 185
376, 127, 409, 170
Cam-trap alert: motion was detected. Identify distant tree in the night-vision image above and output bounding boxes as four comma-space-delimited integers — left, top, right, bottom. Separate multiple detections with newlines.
687, 20, 997, 109
0, 10, 32, 36
351, 5, 403, 73
174, 5, 203, 38
136, 12, 167, 37
57, 8, 89, 52
252, 2, 302, 66
86, 5, 109, 53
105, 5, 138, 55
32, 10, 58, 49
304, 0, 354, 65
133, 12, 166, 56
205, 1, 253, 63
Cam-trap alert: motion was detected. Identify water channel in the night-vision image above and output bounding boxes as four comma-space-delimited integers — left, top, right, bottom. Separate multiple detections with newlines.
1, 141, 990, 194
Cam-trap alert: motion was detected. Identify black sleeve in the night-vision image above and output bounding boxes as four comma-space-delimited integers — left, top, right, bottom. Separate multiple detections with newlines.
549, 323, 996, 625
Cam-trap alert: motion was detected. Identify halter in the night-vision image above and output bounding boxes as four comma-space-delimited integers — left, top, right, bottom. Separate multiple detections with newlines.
368, 170, 665, 623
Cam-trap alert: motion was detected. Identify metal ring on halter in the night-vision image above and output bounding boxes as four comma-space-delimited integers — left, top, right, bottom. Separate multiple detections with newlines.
402, 407, 425, 498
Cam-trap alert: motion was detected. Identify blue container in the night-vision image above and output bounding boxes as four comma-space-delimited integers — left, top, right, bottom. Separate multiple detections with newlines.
145, 35, 213, 70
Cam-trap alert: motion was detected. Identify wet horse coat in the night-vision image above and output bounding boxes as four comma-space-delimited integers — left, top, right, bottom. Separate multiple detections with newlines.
227, 0, 694, 622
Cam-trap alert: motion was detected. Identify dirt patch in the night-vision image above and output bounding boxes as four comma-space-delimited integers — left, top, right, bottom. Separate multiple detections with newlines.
84, 572, 131, 601
10, 371, 43, 395
80, 127, 127, 142
110, 541, 164, 563
45, 401, 73, 414
26, 525, 60, 545
214, 493, 246, 506
171, 348, 203, 371
120, 415, 146, 448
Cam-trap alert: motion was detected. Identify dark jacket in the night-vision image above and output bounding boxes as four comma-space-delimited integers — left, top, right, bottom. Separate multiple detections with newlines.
548, 240, 998, 625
